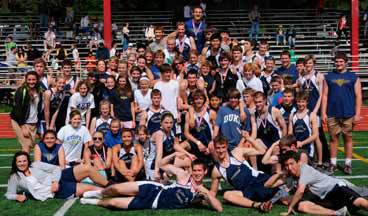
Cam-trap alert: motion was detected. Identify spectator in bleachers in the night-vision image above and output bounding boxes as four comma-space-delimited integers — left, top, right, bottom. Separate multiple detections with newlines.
183, 2, 192, 21
88, 28, 102, 51
86, 51, 97, 72
185, 5, 207, 53
322, 52, 362, 175
144, 24, 155, 42
249, 5, 260, 41
15, 47, 27, 71
286, 25, 296, 47
96, 42, 110, 60
71, 43, 81, 71
55, 42, 68, 62
4, 35, 16, 57
276, 25, 286, 46
80, 15, 90, 34
44, 26, 56, 51
5, 46, 17, 68
276, 50, 298, 83
336, 14, 348, 44
364, 8, 368, 42
25, 44, 42, 62
10, 71, 42, 153
122, 23, 130, 52
109, 41, 118, 58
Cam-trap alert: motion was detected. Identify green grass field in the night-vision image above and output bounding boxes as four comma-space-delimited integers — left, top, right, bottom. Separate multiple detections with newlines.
0, 132, 368, 216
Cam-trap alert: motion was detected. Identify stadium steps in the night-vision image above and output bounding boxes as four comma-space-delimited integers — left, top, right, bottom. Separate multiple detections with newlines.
0, 113, 15, 138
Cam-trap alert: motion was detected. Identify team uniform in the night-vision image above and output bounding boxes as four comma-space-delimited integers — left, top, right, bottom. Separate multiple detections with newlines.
188, 109, 213, 165
255, 106, 282, 148
49, 89, 68, 132
176, 36, 192, 61
146, 107, 166, 135
94, 116, 112, 134
215, 155, 277, 201
145, 129, 175, 180
37, 142, 62, 165
298, 71, 321, 114
128, 178, 198, 210
275, 103, 297, 126
291, 111, 314, 158
115, 145, 144, 182
259, 71, 276, 95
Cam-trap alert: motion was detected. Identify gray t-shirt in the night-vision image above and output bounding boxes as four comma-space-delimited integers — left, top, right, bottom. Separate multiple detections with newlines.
149, 39, 166, 52
299, 164, 344, 199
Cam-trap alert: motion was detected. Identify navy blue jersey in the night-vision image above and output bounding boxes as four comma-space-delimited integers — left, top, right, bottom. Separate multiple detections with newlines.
162, 129, 175, 157
185, 19, 206, 53
189, 109, 212, 145
275, 103, 297, 126
216, 105, 252, 150
176, 36, 192, 61
110, 90, 133, 121
255, 106, 281, 148
215, 155, 275, 201
275, 64, 298, 83
119, 145, 136, 169
38, 142, 62, 165
146, 107, 165, 135
292, 111, 314, 157
325, 70, 357, 118
298, 72, 320, 112
157, 184, 196, 209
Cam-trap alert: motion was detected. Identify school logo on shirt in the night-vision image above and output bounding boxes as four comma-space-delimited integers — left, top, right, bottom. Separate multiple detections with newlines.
223, 114, 240, 125
66, 135, 82, 145
77, 103, 91, 110
332, 79, 350, 87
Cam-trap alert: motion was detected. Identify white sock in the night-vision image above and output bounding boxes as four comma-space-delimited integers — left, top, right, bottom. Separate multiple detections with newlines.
80, 198, 100, 205
345, 158, 352, 166
330, 158, 337, 165
83, 190, 103, 199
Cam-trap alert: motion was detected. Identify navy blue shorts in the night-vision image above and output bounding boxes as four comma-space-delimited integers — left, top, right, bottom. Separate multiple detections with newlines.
55, 167, 77, 199
128, 182, 163, 210
242, 173, 276, 202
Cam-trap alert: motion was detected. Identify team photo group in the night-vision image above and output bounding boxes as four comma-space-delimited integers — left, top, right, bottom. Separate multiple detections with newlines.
4, 4, 368, 216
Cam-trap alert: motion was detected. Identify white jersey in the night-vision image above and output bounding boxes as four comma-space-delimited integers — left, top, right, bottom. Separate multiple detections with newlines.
154, 80, 179, 117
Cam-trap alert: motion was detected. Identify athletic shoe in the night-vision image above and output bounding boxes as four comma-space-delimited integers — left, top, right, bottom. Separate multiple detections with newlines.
335, 206, 350, 216
80, 198, 100, 205
343, 165, 352, 175
83, 190, 103, 199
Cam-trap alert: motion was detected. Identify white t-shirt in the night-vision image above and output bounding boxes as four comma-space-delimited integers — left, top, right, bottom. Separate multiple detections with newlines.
57, 124, 91, 163
26, 93, 40, 124
236, 76, 264, 94
134, 89, 152, 110
154, 80, 179, 117
66, 93, 95, 125
72, 48, 79, 61
26, 175, 53, 201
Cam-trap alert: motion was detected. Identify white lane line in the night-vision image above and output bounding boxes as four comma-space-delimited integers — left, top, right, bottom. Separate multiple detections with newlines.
53, 198, 77, 216
0, 166, 10, 169
336, 175, 368, 179
0, 153, 34, 157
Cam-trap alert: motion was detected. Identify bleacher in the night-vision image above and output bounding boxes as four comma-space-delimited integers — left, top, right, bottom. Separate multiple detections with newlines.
0, 8, 368, 89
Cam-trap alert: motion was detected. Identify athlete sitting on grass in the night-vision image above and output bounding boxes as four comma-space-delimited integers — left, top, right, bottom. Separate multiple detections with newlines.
81, 157, 223, 212
5, 151, 109, 202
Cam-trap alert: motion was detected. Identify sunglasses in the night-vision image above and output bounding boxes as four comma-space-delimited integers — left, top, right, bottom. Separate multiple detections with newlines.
93, 137, 103, 141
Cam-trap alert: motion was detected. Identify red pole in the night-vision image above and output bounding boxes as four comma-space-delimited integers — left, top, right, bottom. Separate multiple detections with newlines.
103, 0, 112, 49
351, 0, 359, 71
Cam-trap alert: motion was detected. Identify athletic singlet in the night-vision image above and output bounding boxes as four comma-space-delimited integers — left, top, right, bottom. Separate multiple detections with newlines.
299, 71, 320, 112
119, 145, 137, 169
49, 89, 65, 115
275, 103, 297, 126
148, 129, 175, 170
95, 116, 112, 134
176, 35, 191, 61
292, 111, 314, 157
39, 75, 49, 91
189, 109, 212, 145
259, 71, 275, 94
255, 106, 281, 148
146, 107, 166, 135
215, 155, 265, 191
155, 180, 197, 209
38, 142, 62, 165
205, 47, 224, 67
64, 76, 77, 92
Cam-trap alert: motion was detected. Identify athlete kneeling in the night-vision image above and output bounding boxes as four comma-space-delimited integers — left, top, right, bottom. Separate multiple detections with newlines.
81, 155, 223, 212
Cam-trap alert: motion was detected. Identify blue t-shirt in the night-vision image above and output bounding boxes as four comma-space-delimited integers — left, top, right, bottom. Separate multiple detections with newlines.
325, 70, 357, 118
104, 129, 121, 148
150, 65, 161, 80
216, 105, 251, 150
185, 19, 206, 53
276, 64, 298, 83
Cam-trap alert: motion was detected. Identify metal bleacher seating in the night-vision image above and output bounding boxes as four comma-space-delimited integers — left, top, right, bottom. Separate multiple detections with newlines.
0, 8, 367, 91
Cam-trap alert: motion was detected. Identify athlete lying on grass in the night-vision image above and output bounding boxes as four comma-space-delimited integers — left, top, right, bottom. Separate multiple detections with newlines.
81, 154, 223, 212
5, 151, 109, 202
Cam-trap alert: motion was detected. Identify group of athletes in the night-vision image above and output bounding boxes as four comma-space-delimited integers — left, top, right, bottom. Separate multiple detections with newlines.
4, 5, 368, 215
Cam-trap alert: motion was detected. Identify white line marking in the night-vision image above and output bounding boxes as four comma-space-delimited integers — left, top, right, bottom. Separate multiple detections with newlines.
53, 198, 77, 216
0, 166, 10, 169
0, 153, 34, 157
336, 175, 368, 179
